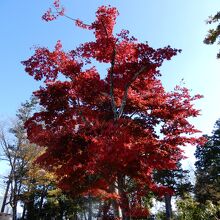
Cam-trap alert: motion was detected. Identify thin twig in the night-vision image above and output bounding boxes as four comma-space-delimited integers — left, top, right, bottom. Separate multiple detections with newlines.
53, 6, 91, 27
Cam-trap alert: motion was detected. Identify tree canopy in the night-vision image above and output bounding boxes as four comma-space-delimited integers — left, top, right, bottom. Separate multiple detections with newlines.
21, 1, 203, 219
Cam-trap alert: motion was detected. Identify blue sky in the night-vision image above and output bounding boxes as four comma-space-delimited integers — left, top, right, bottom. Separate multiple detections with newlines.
0, 1, 220, 164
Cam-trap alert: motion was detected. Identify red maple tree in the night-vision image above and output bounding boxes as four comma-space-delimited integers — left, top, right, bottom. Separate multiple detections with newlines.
23, 2, 203, 219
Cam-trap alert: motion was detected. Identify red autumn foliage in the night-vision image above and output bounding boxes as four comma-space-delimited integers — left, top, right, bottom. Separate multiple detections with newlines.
23, 2, 203, 218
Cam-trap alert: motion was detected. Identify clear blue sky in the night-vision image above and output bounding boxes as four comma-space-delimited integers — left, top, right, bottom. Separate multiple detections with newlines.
1, 1, 220, 162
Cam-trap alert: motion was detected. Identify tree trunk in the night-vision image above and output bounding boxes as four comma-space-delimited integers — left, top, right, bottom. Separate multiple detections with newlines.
21, 204, 26, 220
83, 210, 88, 220
1, 178, 11, 213
164, 194, 172, 220
108, 184, 120, 218
117, 175, 130, 220
12, 203, 17, 220
112, 199, 120, 218
26, 195, 35, 220
38, 187, 46, 218
11, 179, 18, 220
88, 194, 92, 220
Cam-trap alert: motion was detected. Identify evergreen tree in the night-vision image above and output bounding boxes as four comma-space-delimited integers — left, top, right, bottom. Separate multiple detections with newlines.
154, 161, 193, 220
194, 119, 220, 205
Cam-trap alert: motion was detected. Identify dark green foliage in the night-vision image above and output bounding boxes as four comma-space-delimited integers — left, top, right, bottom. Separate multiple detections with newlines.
153, 161, 192, 220
194, 119, 220, 205
23, 192, 86, 220
204, 12, 220, 58
154, 161, 193, 197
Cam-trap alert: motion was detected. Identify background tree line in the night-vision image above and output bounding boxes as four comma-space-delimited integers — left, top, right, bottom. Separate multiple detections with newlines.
0, 97, 219, 219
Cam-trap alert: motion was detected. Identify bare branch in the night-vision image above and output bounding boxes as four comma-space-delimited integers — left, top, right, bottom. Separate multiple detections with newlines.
99, 19, 119, 120
0, 131, 14, 169
0, 157, 8, 161
53, 6, 91, 27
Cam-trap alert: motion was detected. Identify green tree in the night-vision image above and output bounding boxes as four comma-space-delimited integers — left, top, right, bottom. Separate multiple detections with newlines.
154, 161, 192, 220
176, 194, 220, 220
194, 119, 220, 206
204, 12, 220, 58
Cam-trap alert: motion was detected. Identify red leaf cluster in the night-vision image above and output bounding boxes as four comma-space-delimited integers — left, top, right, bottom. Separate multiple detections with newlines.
42, 0, 65, 21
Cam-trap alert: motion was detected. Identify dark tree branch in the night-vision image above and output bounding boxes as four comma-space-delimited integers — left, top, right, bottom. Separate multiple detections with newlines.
100, 19, 109, 38
118, 65, 151, 118
109, 48, 118, 120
